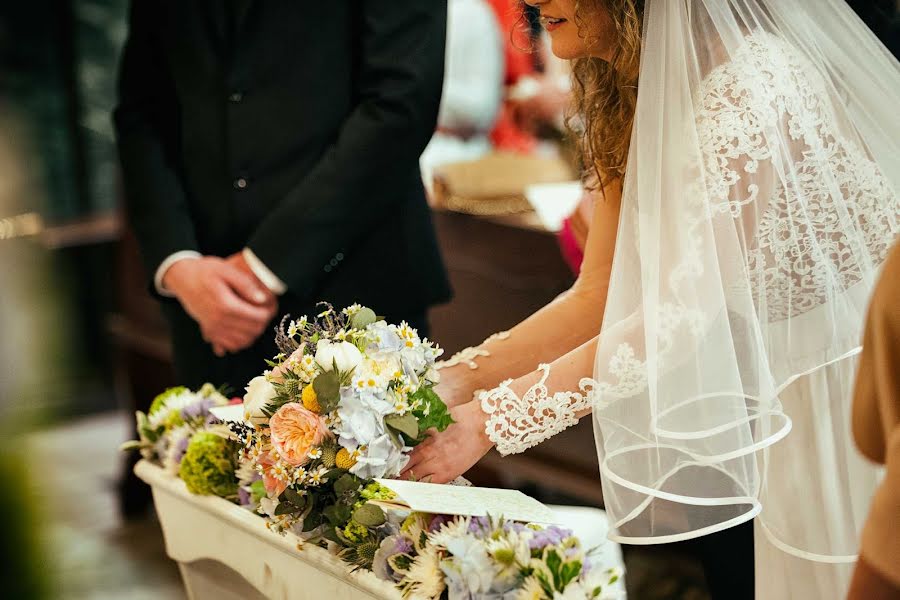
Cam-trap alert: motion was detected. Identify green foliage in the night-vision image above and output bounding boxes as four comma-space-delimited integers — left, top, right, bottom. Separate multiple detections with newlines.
536, 548, 584, 595
349, 307, 377, 330
352, 503, 386, 527
313, 371, 341, 413
334, 473, 363, 495
178, 432, 239, 497
250, 480, 267, 503
384, 413, 418, 442
408, 387, 454, 445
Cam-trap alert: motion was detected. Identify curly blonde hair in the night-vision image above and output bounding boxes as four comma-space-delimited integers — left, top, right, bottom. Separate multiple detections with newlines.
567, 0, 644, 189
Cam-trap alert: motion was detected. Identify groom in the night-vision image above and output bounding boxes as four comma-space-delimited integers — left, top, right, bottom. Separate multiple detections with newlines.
114, 1, 451, 391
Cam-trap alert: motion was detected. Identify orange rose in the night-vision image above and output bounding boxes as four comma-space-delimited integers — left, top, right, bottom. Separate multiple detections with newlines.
269, 403, 331, 466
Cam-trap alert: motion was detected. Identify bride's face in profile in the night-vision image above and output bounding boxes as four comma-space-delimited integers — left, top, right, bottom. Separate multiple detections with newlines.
525, 0, 616, 61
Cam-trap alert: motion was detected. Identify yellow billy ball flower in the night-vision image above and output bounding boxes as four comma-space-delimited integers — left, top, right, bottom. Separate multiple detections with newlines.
336, 448, 357, 470
301, 385, 321, 413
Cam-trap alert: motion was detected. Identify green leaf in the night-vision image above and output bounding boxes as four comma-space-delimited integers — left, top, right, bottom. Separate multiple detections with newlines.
409, 387, 454, 444
250, 480, 267, 503
334, 474, 361, 495
119, 440, 145, 452
323, 504, 351, 526
323, 468, 346, 481
274, 501, 304, 516
352, 503, 386, 527
545, 549, 563, 590
384, 413, 419, 441
313, 371, 341, 412
322, 527, 341, 544
560, 561, 582, 588
303, 510, 324, 532
385, 426, 404, 450
283, 488, 306, 509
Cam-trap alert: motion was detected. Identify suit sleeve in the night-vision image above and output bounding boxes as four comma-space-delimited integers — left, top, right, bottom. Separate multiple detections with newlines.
113, 0, 199, 280
245, 0, 447, 294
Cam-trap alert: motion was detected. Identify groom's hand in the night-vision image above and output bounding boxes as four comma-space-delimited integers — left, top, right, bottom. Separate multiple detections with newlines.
163, 256, 277, 356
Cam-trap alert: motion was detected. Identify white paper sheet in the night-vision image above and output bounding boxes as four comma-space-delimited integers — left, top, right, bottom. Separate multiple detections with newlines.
374, 478, 559, 524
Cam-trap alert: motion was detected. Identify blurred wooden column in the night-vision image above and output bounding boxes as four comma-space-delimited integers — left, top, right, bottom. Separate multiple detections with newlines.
429, 210, 604, 506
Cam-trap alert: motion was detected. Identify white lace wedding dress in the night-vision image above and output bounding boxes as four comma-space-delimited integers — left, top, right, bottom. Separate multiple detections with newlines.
438, 2, 900, 598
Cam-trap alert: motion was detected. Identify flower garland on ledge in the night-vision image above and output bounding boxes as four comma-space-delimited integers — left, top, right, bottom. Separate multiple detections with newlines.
124, 304, 623, 600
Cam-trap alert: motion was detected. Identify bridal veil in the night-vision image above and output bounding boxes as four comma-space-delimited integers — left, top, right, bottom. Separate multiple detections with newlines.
590, 0, 899, 593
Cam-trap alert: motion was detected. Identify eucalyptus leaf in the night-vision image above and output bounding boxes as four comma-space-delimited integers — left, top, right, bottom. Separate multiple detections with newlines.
303, 510, 324, 532
274, 501, 303, 516
384, 413, 418, 440
283, 488, 306, 508
313, 371, 341, 412
385, 426, 403, 450
334, 474, 361, 495
350, 307, 377, 330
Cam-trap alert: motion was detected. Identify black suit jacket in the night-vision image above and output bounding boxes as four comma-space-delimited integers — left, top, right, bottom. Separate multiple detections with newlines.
114, 1, 451, 387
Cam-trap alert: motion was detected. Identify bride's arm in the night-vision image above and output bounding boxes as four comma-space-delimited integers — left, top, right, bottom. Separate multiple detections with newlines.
402, 184, 620, 482
435, 184, 621, 408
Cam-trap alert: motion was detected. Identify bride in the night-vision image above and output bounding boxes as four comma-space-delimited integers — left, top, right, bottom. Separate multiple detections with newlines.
402, 0, 900, 598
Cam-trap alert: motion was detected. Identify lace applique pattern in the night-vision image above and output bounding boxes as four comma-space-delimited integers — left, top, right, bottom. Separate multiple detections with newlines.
697, 34, 897, 321
437, 331, 511, 370
480, 364, 595, 455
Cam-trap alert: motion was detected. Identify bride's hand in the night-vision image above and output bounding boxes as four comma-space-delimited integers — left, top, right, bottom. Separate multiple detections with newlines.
401, 399, 494, 484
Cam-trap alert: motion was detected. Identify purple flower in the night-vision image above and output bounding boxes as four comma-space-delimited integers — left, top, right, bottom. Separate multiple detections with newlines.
393, 536, 414, 555
181, 397, 218, 422
172, 435, 191, 466
467, 516, 491, 536
529, 526, 573, 550
428, 514, 453, 533
238, 487, 252, 507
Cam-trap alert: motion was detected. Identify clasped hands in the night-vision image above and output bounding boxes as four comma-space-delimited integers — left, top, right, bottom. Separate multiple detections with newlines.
162, 252, 278, 357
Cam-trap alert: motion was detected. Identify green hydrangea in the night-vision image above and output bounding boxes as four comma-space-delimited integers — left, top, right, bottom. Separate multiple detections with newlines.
360, 482, 397, 502
342, 521, 370, 543
178, 432, 238, 497
148, 386, 189, 416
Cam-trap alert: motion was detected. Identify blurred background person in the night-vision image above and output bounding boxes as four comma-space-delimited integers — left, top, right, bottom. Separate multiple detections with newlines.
419, 0, 505, 196
848, 242, 900, 600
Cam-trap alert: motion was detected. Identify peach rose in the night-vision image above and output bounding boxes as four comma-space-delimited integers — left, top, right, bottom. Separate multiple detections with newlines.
269, 402, 331, 466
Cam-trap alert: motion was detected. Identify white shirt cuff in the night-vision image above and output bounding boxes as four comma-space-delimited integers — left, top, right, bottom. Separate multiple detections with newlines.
242, 248, 287, 295
154, 250, 203, 297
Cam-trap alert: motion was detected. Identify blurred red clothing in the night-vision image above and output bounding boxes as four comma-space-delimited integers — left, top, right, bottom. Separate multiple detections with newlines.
485, 0, 538, 153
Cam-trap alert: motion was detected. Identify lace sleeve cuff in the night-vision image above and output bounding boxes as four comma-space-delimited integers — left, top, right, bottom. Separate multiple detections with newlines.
436, 331, 511, 370
479, 364, 596, 456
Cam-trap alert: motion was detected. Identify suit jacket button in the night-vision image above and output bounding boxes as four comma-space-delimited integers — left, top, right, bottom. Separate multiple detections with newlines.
229, 91, 244, 103
336, 253, 344, 261
324, 265, 333, 273
329, 258, 339, 267
234, 177, 248, 190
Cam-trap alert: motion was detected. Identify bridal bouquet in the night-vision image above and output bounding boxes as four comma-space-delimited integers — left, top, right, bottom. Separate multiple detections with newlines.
231, 304, 452, 555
